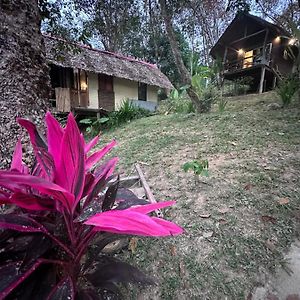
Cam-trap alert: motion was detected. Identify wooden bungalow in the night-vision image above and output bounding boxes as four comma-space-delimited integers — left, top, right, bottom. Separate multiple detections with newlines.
44, 35, 173, 115
210, 13, 296, 93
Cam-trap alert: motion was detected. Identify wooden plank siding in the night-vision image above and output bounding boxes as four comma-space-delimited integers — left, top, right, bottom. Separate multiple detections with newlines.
55, 87, 71, 112
98, 91, 115, 111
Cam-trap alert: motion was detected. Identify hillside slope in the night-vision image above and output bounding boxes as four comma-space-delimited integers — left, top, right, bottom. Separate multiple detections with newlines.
97, 92, 300, 299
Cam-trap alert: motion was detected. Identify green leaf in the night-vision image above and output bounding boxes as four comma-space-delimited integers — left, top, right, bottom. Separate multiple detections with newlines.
79, 119, 92, 125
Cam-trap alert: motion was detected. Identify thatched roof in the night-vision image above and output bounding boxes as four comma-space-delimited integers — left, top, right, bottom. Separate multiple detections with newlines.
210, 13, 291, 58
44, 35, 173, 89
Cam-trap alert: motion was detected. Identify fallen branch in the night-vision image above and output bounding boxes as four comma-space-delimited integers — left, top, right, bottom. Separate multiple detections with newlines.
135, 163, 163, 218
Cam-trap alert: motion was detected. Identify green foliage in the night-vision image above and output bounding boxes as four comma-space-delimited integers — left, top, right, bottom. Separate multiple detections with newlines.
159, 88, 195, 114
217, 97, 228, 113
147, 30, 191, 87
182, 160, 209, 177
80, 99, 152, 134
79, 117, 110, 135
191, 75, 222, 113
108, 99, 152, 127
276, 75, 299, 107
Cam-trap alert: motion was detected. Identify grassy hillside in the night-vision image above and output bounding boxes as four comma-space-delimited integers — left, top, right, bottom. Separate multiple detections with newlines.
97, 92, 300, 299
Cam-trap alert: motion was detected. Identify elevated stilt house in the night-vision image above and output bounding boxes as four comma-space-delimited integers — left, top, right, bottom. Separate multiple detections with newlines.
44, 36, 173, 115
210, 13, 296, 93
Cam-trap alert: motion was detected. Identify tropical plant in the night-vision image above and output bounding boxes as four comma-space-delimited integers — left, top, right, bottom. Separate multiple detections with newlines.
159, 88, 195, 114
276, 75, 299, 107
217, 97, 228, 113
0, 112, 183, 299
109, 99, 151, 127
79, 116, 110, 135
183, 160, 209, 177
191, 76, 221, 113
80, 100, 152, 134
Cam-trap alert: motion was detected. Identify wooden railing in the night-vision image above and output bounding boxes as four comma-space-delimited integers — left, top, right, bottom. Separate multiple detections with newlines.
223, 54, 270, 73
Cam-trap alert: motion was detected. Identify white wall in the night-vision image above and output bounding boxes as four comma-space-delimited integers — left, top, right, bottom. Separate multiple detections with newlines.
113, 77, 138, 109
88, 72, 98, 109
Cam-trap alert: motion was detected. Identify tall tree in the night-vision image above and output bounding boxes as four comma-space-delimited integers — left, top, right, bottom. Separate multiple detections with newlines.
0, 0, 50, 168
81, 0, 141, 53
158, 0, 206, 112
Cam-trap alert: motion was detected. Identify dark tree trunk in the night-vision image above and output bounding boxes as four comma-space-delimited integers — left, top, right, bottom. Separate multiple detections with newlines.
158, 0, 205, 113
0, 0, 50, 168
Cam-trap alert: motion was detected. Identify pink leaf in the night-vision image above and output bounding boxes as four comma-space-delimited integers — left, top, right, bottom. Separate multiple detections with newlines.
0, 171, 74, 212
55, 113, 85, 210
85, 136, 99, 154
83, 158, 118, 208
17, 118, 47, 149
45, 111, 64, 168
128, 201, 176, 214
150, 217, 184, 235
86, 140, 117, 170
17, 118, 54, 180
85, 210, 182, 237
9, 192, 54, 211
10, 140, 23, 172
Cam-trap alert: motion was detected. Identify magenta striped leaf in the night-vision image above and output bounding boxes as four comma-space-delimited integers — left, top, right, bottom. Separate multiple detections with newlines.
10, 140, 23, 172
55, 113, 85, 211
84, 135, 99, 154
83, 158, 118, 209
85, 140, 117, 170
45, 112, 64, 168
128, 201, 176, 214
10, 192, 54, 211
0, 214, 45, 233
17, 118, 47, 149
85, 208, 183, 237
17, 118, 54, 180
0, 171, 74, 212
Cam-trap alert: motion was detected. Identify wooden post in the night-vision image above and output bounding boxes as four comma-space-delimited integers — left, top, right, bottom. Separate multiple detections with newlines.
259, 66, 266, 94
272, 75, 277, 89
262, 29, 269, 63
222, 46, 228, 72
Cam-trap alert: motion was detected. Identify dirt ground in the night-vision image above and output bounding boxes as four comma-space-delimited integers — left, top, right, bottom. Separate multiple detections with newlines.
97, 92, 300, 299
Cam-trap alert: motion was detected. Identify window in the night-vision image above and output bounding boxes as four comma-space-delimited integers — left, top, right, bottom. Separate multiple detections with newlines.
138, 82, 147, 101
99, 74, 113, 92
243, 50, 253, 68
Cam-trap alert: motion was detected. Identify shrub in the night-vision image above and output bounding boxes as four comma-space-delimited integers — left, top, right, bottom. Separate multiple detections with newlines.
80, 99, 152, 134
199, 85, 222, 112
0, 112, 183, 299
191, 75, 221, 112
79, 116, 110, 135
217, 97, 228, 113
109, 99, 152, 127
182, 160, 209, 177
158, 88, 195, 114
277, 75, 299, 107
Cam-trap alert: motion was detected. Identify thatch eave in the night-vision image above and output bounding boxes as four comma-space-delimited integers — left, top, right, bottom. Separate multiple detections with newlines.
44, 36, 173, 90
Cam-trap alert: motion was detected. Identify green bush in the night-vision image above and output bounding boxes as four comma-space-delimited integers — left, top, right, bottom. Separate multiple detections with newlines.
109, 99, 152, 127
158, 88, 195, 114
217, 97, 228, 113
276, 75, 299, 107
199, 85, 222, 112
80, 99, 152, 134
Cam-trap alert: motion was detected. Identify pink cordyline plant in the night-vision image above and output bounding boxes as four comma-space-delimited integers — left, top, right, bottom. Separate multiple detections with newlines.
0, 112, 183, 299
